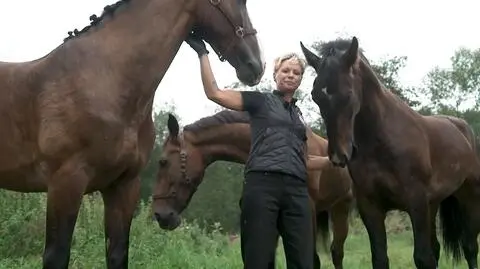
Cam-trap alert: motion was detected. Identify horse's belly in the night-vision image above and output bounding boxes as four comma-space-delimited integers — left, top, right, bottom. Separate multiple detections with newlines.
428, 161, 473, 201
0, 162, 48, 192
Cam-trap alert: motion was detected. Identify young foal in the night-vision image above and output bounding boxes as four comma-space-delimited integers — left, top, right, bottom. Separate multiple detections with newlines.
0, 0, 264, 268
301, 37, 480, 269
152, 110, 354, 269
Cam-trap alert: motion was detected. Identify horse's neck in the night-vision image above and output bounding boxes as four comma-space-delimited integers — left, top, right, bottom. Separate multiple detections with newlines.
51, 0, 193, 115
355, 60, 392, 141
188, 124, 251, 166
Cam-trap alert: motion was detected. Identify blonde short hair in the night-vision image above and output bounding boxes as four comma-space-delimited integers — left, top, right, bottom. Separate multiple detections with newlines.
273, 53, 307, 79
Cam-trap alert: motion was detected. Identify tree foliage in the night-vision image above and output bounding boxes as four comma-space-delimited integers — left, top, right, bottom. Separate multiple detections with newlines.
422, 47, 480, 112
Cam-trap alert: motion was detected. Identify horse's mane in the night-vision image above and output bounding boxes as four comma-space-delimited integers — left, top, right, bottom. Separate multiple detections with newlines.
320, 38, 409, 106
317, 38, 373, 67
183, 110, 251, 132
63, 0, 131, 42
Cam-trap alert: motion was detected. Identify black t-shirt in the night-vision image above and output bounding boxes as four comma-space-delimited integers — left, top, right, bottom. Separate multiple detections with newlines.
241, 91, 265, 114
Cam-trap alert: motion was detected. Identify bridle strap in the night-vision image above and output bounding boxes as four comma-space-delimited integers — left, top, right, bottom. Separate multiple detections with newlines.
208, 0, 257, 62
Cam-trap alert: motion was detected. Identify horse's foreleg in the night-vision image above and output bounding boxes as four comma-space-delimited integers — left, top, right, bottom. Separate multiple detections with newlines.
101, 174, 141, 269
428, 203, 440, 265
329, 197, 351, 269
460, 201, 479, 269
408, 195, 437, 269
356, 194, 389, 269
43, 157, 90, 269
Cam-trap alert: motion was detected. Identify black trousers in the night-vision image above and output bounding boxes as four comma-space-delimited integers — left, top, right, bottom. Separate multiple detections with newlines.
240, 171, 314, 269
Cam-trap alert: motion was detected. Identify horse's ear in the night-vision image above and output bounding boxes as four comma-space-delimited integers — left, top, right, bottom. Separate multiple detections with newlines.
342, 36, 359, 67
167, 113, 179, 138
300, 41, 321, 71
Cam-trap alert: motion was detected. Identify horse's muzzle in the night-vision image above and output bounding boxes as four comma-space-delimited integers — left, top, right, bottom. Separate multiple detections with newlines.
154, 210, 181, 231
330, 142, 357, 168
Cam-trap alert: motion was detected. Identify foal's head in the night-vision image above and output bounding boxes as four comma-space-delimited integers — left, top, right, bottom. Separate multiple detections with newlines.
152, 114, 205, 230
192, 0, 265, 86
300, 37, 364, 167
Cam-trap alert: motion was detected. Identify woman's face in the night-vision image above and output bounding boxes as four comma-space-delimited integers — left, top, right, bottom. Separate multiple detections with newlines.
274, 59, 303, 94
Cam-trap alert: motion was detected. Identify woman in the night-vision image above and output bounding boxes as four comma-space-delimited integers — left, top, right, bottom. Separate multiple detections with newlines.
185, 32, 330, 269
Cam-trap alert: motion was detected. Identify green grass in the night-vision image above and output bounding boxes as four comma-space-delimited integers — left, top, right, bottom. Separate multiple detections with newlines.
0, 191, 475, 268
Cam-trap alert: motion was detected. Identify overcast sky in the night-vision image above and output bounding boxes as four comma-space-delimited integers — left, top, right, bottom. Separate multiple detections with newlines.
1, 0, 479, 124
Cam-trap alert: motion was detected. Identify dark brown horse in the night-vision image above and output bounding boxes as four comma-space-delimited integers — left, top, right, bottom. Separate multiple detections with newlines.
152, 110, 354, 269
0, 0, 264, 268
300, 37, 480, 269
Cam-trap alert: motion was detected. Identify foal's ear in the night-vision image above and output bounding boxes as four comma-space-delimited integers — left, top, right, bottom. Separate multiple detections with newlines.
342, 36, 359, 68
300, 41, 321, 71
167, 113, 180, 138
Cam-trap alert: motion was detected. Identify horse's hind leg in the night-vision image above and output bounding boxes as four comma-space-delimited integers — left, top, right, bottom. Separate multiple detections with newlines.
355, 194, 389, 269
460, 181, 480, 269
329, 197, 351, 269
440, 178, 479, 269
461, 229, 479, 269
42, 157, 91, 269
101, 173, 141, 269
459, 198, 479, 269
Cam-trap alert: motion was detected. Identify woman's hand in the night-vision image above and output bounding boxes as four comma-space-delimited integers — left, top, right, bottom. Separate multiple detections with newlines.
307, 155, 333, 171
185, 32, 245, 111
185, 32, 209, 57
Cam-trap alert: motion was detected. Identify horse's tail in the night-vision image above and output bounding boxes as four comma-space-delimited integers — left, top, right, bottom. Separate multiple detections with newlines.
439, 195, 467, 263
316, 210, 331, 253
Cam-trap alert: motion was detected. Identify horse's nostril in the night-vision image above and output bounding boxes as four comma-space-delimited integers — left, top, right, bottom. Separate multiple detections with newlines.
168, 211, 174, 217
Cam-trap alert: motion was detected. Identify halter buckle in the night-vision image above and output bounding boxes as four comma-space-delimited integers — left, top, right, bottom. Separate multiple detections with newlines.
235, 26, 245, 38
209, 0, 221, 6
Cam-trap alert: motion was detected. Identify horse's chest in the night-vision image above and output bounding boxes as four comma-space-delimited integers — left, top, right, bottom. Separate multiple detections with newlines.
348, 159, 400, 199
105, 128, 142, 168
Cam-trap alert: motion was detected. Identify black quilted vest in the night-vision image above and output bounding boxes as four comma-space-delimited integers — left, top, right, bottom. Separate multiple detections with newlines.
245, 90, 308, 180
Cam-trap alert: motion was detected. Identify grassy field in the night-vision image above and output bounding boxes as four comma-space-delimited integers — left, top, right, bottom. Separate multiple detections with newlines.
0, 192, 474, 269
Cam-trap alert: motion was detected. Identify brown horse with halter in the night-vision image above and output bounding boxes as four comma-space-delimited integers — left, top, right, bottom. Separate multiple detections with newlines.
0, 0, 264, 268
300, 37, 480, 269
152, 110, 354, 269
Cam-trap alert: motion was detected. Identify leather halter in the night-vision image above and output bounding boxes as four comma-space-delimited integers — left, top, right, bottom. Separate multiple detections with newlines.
208, 0, 257, 62
152, 133, 196, 201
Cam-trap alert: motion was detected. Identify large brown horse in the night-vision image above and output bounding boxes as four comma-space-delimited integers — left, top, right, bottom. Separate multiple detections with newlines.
0, 0, 264, 268
300, 37, 480, 269
152, 110, 354, 269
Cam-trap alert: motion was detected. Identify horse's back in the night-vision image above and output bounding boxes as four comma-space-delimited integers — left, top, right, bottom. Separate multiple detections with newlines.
431, 115, 476, 150
423, 115, 476, 157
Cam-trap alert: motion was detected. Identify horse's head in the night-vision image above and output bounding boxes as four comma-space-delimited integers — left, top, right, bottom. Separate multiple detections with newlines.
152, 114, 205, 230
192, 0, 265, 86
300, 37, 362, 167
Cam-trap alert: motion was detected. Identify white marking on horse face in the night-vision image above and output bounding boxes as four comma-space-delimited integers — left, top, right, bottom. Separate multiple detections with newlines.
321, 87, 328, 95
331, 153, 341, 164
321, 87, 333, 101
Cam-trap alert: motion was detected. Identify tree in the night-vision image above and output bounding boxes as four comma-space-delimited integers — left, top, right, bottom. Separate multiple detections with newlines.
420, 47, 480, 142
370, 56, 422, 108
422, 47, 480, 112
